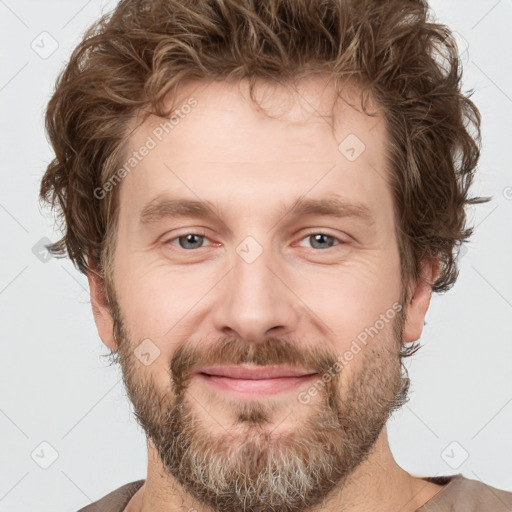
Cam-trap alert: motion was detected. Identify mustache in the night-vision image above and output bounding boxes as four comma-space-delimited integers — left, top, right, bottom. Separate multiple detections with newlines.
169, 336, 340, 396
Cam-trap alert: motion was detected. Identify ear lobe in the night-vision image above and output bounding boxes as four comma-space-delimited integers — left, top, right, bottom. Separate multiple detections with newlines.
87, 265, 117, 351
402, 259, 440, 343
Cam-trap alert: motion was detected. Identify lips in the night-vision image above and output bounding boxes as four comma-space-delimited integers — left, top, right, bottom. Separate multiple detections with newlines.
197, 365, 318, 379
194, 365, 320, 396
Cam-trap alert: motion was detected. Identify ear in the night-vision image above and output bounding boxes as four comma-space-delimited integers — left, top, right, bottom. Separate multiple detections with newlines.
402, 258, 440, 343
87, 264, 117, 351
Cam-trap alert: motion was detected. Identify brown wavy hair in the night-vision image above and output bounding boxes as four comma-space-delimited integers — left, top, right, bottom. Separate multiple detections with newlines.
39, 0, 488, 303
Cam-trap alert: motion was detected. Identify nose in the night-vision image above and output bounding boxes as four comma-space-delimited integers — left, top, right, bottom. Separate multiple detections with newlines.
211, 244, 300, 343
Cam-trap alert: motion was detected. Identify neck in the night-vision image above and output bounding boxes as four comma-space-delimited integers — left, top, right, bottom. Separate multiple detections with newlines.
127, 427, 444, 512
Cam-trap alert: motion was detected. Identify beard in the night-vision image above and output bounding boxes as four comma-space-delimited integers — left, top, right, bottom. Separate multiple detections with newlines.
109, 291, 410, 512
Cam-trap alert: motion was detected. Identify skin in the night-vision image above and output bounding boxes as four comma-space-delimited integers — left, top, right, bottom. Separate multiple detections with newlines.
88, 76, 444, 511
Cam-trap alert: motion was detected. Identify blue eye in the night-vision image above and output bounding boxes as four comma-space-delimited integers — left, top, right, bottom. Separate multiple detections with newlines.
298, 233, 342, 250
165, 231, 343, 251
170, 233, 208, 250
164, 231, 212, 250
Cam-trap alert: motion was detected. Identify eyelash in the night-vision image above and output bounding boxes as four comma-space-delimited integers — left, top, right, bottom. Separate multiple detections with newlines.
164, 231, 345, 251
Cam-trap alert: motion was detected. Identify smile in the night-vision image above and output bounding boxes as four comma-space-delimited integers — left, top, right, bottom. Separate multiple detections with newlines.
195, 365, 319, 396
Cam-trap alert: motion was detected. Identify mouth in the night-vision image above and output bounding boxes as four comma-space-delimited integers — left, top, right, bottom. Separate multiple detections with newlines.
195, 365, 319, 396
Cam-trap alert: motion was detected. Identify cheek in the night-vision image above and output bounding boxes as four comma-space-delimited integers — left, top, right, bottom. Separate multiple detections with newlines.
113, 259, 219, 365
113, 227, 402, 366
292, 249, 400, 330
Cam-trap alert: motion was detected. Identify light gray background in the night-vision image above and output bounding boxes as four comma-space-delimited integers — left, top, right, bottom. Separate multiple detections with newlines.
1, 1, 511, 510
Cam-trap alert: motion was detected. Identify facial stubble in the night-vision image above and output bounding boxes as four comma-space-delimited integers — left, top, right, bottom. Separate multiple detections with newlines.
111, 295, 409, 512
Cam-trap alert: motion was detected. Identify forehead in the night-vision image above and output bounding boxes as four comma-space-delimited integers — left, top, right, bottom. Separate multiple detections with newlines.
117, 77, 391, 226
134, 77, 383, 160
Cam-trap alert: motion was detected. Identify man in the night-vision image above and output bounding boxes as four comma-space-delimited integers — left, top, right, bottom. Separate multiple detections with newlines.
39, 0, 511, 510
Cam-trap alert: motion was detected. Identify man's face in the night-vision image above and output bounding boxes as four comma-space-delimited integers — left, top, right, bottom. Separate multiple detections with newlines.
102, 77, 412, 512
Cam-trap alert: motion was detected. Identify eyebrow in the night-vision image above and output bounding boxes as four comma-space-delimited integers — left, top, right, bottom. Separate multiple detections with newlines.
139, 196, 226, 225
138, 195, 374, 228
280, 196, 374, 225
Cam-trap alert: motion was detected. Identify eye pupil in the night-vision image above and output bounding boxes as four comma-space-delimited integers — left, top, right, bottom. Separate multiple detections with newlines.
310, 233, 335, 249
179, 234, 204, 249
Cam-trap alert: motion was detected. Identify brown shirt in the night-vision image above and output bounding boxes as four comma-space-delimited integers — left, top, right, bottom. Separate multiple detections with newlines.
77, 474, 512, 511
